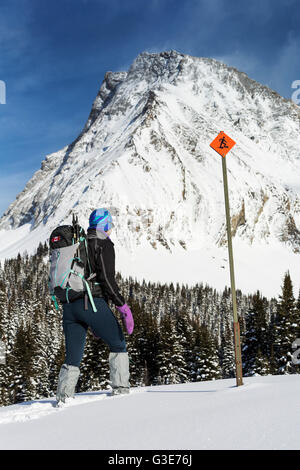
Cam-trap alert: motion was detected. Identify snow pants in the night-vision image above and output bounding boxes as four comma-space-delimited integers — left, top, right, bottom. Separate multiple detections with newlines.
62, 297, 127, 367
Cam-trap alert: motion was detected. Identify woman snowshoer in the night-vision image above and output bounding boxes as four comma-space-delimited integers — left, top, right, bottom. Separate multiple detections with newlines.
56, 208, 134, 404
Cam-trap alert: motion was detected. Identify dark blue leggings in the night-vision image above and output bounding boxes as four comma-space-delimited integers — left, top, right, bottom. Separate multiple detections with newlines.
62, 297, 126, 367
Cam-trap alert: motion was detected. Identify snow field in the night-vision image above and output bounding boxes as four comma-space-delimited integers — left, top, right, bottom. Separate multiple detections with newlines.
0, 375, 299, 450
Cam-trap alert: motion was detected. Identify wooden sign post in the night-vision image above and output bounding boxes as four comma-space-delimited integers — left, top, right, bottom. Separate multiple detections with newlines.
210, 131, 243, 387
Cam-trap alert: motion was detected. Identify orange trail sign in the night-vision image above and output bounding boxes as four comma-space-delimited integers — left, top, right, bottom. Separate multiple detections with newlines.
209, 130, 243, 387
210, 131, 236, 157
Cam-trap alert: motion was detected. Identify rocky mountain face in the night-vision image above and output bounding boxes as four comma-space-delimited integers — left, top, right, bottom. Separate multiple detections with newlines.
0, 50, 300, 267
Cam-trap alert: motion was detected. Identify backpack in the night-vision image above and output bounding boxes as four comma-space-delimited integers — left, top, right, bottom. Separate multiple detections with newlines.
48, 215, 97, 312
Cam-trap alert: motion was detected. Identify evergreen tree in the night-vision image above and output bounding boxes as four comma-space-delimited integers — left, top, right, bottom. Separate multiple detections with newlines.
45, 305, 64, 395
220, 320, 235, 378
31, 318, 51, 399
255, 347, 271, 375
295, 290, 300, 338
9, 323, 38, 403
242, 291, 269, 376
219, 289, 234, 379
192, 322, 221, 381
174, 309, 194, 381
1, 244, 298, 407
273, 272, 296, 374
141, 308, 160, 385
125, 299, 148, 387
49, 337, 65, 395
156, 313, 187, 385
78, 330, 110, 392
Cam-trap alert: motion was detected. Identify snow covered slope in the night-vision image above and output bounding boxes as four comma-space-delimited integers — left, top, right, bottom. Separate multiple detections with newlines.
0, 50, 300, 297
0, 375, 299, 450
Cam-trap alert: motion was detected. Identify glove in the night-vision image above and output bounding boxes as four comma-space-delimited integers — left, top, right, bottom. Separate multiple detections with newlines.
116, 303, 134, 335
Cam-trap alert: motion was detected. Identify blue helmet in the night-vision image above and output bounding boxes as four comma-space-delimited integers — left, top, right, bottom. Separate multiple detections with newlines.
89, 208, 114, 232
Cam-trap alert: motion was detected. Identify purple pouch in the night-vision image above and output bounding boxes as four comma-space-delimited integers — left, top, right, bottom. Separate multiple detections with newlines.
116, 304, 134, 335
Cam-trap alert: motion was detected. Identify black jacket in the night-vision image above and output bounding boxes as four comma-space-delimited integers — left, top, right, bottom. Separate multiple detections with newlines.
86, 228, 125, 307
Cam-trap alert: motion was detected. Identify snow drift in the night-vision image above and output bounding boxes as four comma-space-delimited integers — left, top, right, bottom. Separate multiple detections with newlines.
0, 375, 299, 450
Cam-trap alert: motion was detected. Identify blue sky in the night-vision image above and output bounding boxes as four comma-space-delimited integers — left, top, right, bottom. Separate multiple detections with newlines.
0, 0, 299, 217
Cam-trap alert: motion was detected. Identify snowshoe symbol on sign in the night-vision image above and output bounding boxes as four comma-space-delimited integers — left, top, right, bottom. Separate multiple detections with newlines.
218, 136, 229, 149
210, 131, 236, 157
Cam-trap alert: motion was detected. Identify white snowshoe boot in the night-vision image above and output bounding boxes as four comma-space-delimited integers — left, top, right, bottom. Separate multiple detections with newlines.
109, 352, 130, 395
56, 364, 80, 404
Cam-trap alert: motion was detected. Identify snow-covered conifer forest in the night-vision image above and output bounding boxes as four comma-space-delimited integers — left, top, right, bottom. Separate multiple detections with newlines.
0, 242, 299, 406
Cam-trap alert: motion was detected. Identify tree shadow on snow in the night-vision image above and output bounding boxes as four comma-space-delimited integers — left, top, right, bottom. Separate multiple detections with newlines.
17, 399, 57, 407
76, 391, 111, 397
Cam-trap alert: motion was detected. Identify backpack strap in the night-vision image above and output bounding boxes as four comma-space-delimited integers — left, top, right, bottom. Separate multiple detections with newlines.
51, 294, 59, 311
49, 252, 60, 311
81, 234, 97, 312
83, 238, 92, 276
69, 270, 97, 313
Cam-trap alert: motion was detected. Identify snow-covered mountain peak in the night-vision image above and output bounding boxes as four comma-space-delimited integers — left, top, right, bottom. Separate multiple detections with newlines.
84, 70, 128, 132
0, 50, 299, 297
